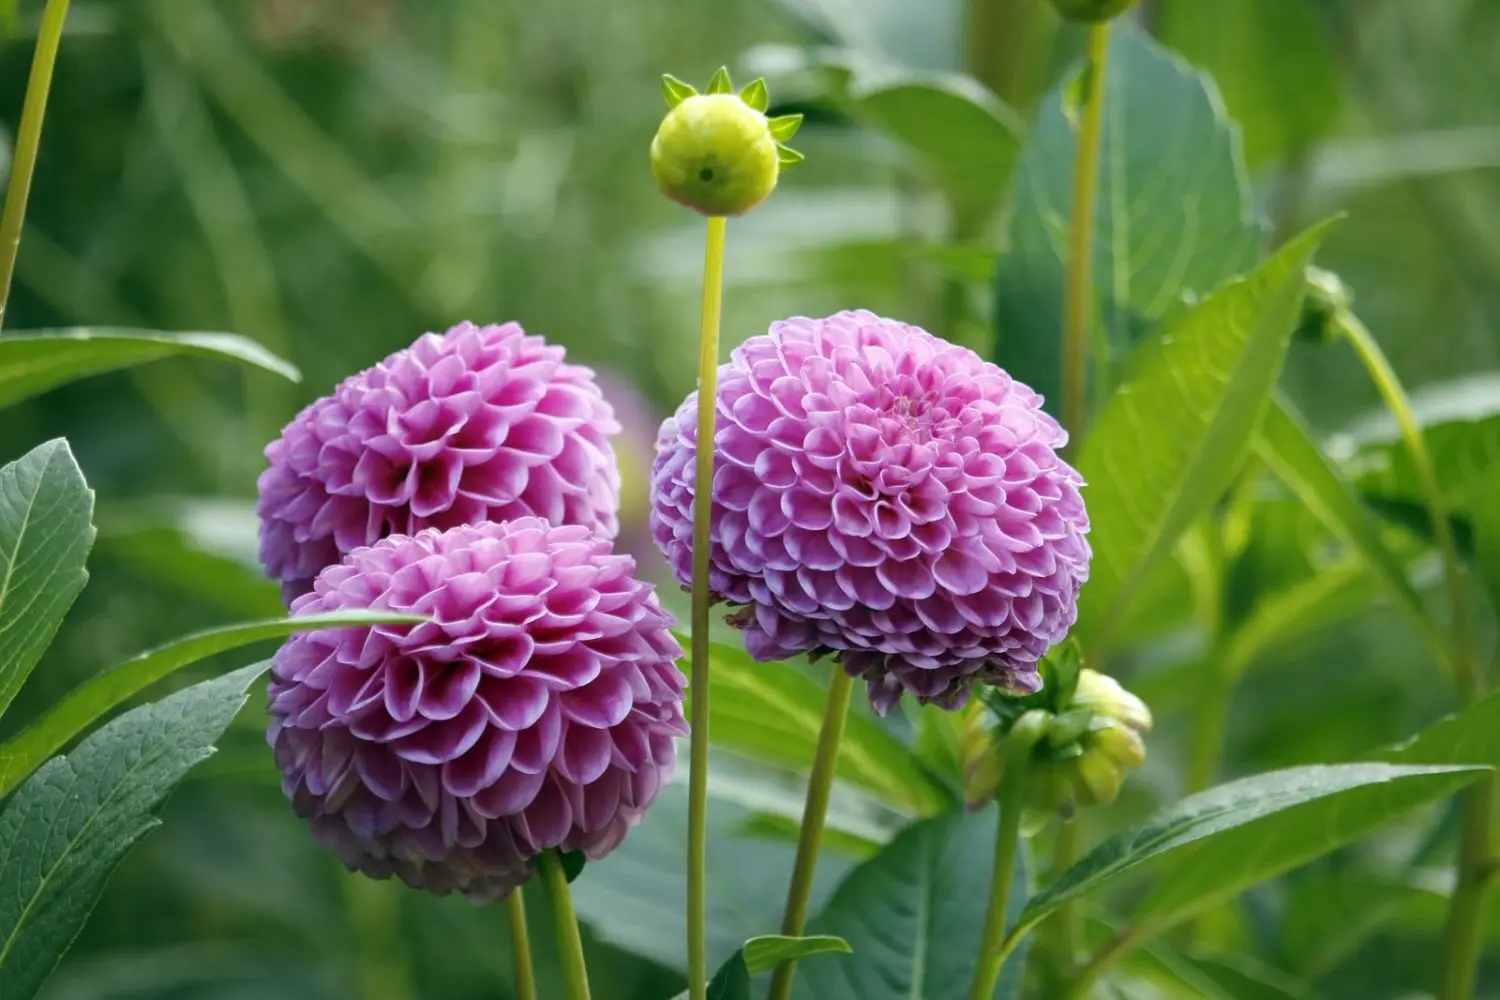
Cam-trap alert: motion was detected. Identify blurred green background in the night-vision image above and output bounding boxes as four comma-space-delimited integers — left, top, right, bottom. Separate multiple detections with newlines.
1, 0, 1498, 997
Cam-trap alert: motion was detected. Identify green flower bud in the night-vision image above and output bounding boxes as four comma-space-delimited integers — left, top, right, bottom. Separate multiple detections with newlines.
1294, 266, 1353, 345
1071, 668, 1152, 734
1049, 0, 1138, 22
650, 68, 804, 217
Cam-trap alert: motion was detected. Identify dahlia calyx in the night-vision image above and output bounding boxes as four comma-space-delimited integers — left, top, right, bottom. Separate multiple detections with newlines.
650, 310, 1091, 714
258, 321, 622, 602
268, 519, 686, 902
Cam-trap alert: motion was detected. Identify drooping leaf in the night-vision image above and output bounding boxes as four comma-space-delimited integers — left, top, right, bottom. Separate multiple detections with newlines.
793, 807, 1030, 1000
0, 610, 424, 798
993, 29, 1264, 411
1073, 221, 1332, 662
1012, 764, 1484, 945
674, 936, 854, 1000
0, 440, 94, 724
0, 329, 299, 409
0, 663, 268, 999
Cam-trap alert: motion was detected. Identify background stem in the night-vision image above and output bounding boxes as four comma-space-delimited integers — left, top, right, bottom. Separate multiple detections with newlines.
540, 852, 592, 1000
767, 667, 855, 1000
1042, 818, 1082, 993
687, 213, 728, 1000
0, 0, 73, 332
969, 754, 1030, 1000
508, 888, 538, 1000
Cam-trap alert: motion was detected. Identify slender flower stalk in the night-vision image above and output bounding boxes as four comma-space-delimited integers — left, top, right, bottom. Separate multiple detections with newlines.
686, 212, 727, 1000
508, 889, 538, 1000
767, 668, 856, 1000
0, 0, 72, 332
540, 852, 592, 1000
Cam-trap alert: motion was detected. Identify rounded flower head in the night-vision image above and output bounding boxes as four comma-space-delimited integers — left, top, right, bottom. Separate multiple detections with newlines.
268, 519, 686, 902
650, 310, 1091, 714
257, 321, 621, 603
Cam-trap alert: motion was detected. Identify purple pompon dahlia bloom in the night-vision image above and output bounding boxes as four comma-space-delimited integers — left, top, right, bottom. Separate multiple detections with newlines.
268, 518, 686, 902
257, 322, 622, 603
650, 310, 1091, 714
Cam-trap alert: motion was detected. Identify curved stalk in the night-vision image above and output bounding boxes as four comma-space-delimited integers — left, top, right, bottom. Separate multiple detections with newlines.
767, 667, 855, 1000
969, 753, 1031, 1000
540, 852, 592, 1000
687, 214, 728, 1000
508, 888, 538, 1000
0, 0, 73, 332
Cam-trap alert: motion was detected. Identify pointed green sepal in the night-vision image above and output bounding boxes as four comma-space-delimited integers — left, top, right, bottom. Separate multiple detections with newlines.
661, 74, 697, 109
740, 77, 769, 112
707, 66, 733, 95
769, 113, 803, 142
776, 144, 805, 167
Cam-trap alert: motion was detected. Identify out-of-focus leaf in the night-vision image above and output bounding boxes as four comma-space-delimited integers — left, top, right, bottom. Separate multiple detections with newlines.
793, 808, 1030, 1000
1219, 559, 1379, 678
1013, 764, 1484, 943
1381, 689, 1500, 768
683, 637, 951, 816
1340, 392, 1500, 520
993, 29, 1264, 412
672, 935, 852, 1000
1073, 222, 1330, 662
1278, 870, 1425, 979
0, 611, 424, 798
1157, 0, 1339, 167
1184, 953, 1319, 1000
0, 440, 93, 724
0, 663, 267, 1000
1474, 463, 1500, 620
0, 328, 298, 409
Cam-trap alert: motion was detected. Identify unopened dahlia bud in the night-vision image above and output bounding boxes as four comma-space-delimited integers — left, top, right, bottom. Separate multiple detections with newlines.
1050, 0, 1138, 22
267, 519, 686, 902
1071, 668, 1152, 734
650, 310, 1091, 714
257, 322, 622, 603
1294, 266, 1353, 345
650, 67, 804, 217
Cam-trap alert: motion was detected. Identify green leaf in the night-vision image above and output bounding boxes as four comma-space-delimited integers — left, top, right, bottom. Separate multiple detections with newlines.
740, 77, 769, 112
0, 328, 299, 409
672, 935, 852, 1000
0, 610, 424, 798
0, 440, 94, 724
1219, 558, 1378, 678
769, 113, 804, 142
1252, 395, 1444, 664
792, 808, 1030, 1000
1381, 689, 1500, 768
1343, 388, 1500, 519
846, 72, 1021, 220
707, 66, 733, 95
662, 73, 696, 108
1157, 0, 1339, 166
1013, 763, 1485, 943
1473, 462, 1500, 620
993, 29, 1264, 411
1073, 221, 1332, 662
777, 145, 806, 167
682, 636, 951, 816
0, 662, 268, 999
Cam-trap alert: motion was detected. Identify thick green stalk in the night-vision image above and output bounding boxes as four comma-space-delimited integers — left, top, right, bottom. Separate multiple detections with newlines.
969, 754, 1031, 1000
540, 852, 592, 1000
508, 888, 538, 1000
1059, 22, 1110, 444
767, 668, 856, 1000
1041, 818, 1082, 993
0, 0, 72, 332
687, 214, 728, 1000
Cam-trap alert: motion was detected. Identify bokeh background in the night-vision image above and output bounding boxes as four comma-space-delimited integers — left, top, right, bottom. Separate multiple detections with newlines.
1, 0, 1498, 997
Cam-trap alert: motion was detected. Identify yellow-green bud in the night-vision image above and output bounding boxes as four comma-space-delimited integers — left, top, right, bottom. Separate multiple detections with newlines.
1049, 0, 1137, 22
1071, 669, 1152, 734
650, 68, 804, 218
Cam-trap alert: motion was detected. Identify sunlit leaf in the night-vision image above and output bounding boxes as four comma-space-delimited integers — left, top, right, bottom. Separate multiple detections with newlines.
672, 935, 852, 1000
707, 66, 733, 95
1073, 221, 1331, 662
740, 77, 770, 112
662, 73, 696, 108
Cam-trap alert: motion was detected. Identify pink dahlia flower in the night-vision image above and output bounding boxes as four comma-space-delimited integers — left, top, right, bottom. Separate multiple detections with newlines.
650, 310, 1091, 714
257, 322, 622, 603
268, 519, 686, 902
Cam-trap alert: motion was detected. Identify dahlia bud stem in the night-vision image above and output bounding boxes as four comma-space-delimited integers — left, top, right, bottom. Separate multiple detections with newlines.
539, 851, 592, 1000
686, 213, 728, 1000
767, 667, 856, 1000
969, 743, 1033, 1000
507, 888, 539, 1000
0, 0, 72, 334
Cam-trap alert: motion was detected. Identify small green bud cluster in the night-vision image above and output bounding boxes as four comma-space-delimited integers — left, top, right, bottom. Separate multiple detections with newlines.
1049, 0, 1139, 22
1294, 266, 1354, 345
963, 642, 1152, 833
650, 67, 804, 218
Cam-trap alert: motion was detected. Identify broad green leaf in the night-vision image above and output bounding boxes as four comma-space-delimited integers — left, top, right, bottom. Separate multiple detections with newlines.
674, 936, 853, 1000
0, 440, 94, 723
0, 328, 299, 409
0, 662, 267, 999
1073, 222, 1331, 662
1013, 764, 1484, 943
1343, 404, 1500, 520
1381, 689, 1500, 768
993, 29, 1264, 411
1157, 0, 1339, 167
1252, 396, 1444, 663
793, 807, 1030, 1000
0, 610, 424, 798
683, 637, 951, 816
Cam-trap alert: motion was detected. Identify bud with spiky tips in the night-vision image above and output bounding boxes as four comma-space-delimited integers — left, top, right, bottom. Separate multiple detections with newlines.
650, 67, 804, 217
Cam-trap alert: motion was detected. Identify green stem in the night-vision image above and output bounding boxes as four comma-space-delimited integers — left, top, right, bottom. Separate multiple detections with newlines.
1440, 774, 1498, 1000
0, 0, 72, 332
767, 668, 855, 1000
969, 752, 1031, 1000
508, 888, 538, 1000
1059, 21, 1110, 446
1041, 818, 1082, 993
540, 852, 592, 1000
687, 213, 728, 1000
